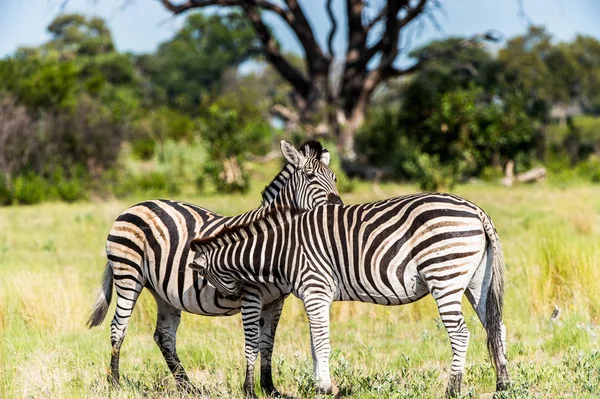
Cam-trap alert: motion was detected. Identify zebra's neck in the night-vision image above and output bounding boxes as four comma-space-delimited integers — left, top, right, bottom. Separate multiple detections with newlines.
225, 168, 296, 228
260, 163, 296, 206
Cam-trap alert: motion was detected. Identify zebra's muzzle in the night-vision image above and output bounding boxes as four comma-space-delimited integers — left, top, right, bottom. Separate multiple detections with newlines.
328, 193, 343, 205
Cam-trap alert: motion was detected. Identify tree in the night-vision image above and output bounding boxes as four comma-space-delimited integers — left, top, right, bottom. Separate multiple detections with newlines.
46, 13, 115, 56
137, 12, 261, 114
159, 0, 496, 159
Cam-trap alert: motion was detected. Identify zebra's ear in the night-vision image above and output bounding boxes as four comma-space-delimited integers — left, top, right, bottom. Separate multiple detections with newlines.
280, 140, 307, 168
189, 238, 203, 253
320, 149, 331, 166
188, 251, 208, 275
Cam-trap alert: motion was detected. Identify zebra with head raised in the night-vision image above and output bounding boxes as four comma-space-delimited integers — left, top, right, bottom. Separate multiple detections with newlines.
190, 193, 509, 398
87, 140, 342, 397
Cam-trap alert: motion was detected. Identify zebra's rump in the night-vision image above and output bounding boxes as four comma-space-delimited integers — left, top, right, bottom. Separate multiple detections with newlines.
107, 199, 243, 315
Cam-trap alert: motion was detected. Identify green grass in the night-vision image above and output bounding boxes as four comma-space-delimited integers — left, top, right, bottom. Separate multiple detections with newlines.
2, 169, 600, 398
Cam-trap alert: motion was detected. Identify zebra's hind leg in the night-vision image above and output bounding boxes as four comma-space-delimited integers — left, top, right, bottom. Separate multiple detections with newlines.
241, 291, 262, 399
109, 276, 144, 388
431, 288, 470, 398
259, 296, 286, 397
466, 250, 509, 392
152, 294, 194, 392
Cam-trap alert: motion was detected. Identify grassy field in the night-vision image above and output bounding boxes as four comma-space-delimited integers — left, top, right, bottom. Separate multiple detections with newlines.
2, 168, 600, 398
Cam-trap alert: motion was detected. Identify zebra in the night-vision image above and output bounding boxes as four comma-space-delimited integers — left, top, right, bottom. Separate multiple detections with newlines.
86, 140, 343, 397
189, 193, 509, 398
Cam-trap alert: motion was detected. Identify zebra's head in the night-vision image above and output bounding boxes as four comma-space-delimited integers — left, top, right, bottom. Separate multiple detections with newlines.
189, 245, 243, 298
277, 140, 343, 211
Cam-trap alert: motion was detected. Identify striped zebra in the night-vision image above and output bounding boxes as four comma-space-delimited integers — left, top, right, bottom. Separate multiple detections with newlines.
189, 193, 509, 398
87, 140, 342, 397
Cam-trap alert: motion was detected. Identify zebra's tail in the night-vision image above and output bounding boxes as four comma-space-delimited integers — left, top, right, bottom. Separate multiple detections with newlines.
480, 211, 506, 373
87, 262, 113, 328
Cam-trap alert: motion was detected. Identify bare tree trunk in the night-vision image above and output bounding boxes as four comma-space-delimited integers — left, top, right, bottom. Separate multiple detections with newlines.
220, 157, 245, 187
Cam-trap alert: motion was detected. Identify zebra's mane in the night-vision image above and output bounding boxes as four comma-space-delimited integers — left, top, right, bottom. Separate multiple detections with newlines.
190, 206, 300, 250
259, 140, 327, 206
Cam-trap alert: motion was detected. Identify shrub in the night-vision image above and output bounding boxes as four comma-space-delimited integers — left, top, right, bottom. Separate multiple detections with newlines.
12, 173, 47, 205
50, 168, 88, 203
200, 105, 271, 193
403, 152, 456, 192
130, 138, 156, 161
575, 156, 600, 183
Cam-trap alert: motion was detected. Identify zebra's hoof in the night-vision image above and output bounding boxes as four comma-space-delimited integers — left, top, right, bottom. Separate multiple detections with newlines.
264, 388, 283, 398
445, 374, 462, 398
496, 380, 510, 391
315, 383, 333, 395
107, 374, 120, 389
177, 381, 202, 395
244, 383, 258, 399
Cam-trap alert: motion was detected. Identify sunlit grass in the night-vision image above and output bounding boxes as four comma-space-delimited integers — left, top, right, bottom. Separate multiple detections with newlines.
2, 170, 600, 397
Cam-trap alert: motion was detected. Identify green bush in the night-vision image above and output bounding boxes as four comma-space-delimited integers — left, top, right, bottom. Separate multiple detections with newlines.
575, 156, 600, 183
13, 173, 47, 205
130, 138, 156, 161
200, 105, 271, 193
48, 167, 88, 203
403, 152, 456, 192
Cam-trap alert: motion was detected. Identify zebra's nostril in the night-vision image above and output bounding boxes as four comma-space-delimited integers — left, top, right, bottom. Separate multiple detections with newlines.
328, 193, 343, 205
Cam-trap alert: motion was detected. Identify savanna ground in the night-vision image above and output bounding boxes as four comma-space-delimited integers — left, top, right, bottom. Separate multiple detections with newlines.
2, 161, 600, 398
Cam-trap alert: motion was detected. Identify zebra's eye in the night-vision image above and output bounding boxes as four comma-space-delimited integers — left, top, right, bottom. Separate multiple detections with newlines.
306, 172, 316, 179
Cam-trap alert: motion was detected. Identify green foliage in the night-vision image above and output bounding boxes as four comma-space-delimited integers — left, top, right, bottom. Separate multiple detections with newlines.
358, 35, 544, 190
12, 173, 47, 205
49, 167, 88, 203
200, 104, 271, 193
137, 12, 260, 114
106, 139, 208, 198
403, 152, 457, 191
2, 55, 79, 110
46, 14, 114, 56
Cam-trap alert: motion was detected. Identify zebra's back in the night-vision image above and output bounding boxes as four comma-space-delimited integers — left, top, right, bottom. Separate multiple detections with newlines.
298, 193, 488, 305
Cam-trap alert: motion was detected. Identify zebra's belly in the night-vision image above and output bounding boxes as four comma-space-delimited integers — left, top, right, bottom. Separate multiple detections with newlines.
335, 272, 429, 305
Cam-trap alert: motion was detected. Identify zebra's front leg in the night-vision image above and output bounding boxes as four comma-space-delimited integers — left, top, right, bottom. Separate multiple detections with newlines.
241, 293, 262, 399
303, 294, 333, 394
259, 297, 286, 397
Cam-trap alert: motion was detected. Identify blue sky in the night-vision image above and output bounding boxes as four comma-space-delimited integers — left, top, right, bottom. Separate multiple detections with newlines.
1, 0, 599, 61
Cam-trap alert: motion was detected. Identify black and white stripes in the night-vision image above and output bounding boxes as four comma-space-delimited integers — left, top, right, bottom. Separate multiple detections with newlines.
87, 140, 341, 397
191, 192, 509, 397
